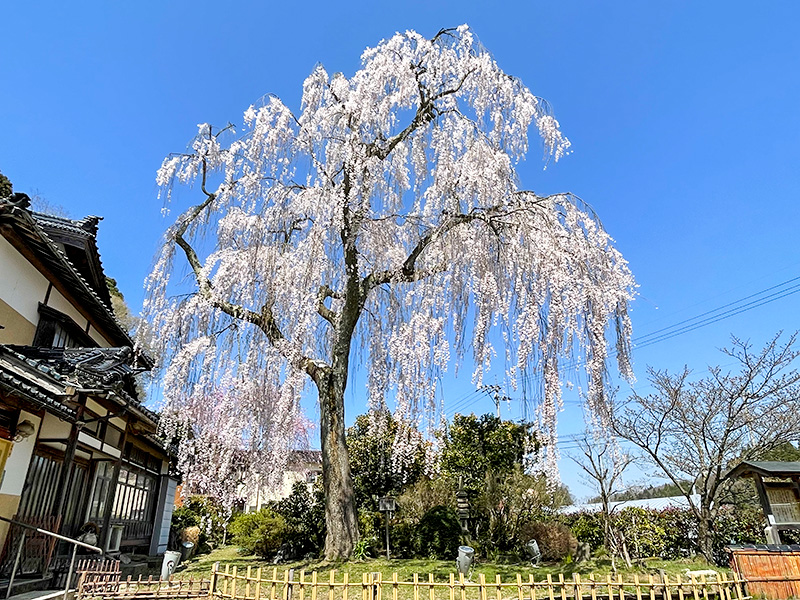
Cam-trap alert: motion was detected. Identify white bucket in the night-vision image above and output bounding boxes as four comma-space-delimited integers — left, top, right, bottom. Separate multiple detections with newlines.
160, 550, 182, 580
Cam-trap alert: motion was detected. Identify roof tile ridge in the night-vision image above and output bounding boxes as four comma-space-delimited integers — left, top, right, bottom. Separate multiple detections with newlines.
25, 209, 134, 344
0, 344, 65, 380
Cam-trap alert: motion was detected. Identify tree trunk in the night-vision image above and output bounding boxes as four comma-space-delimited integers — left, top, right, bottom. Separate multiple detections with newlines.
697, 510, 714, 562
319, 379, 359, 560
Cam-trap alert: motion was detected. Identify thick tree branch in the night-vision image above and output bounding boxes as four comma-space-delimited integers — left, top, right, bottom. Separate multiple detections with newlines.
317, 285, 341, 325
363, 210, 483, 290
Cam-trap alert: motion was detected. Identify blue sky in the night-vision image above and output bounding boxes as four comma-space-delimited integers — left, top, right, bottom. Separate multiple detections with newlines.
2, 2, 799, 498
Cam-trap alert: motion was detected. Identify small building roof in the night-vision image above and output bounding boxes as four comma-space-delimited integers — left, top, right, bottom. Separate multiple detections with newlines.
725, 461, 800, 481
0, 343, 160, 430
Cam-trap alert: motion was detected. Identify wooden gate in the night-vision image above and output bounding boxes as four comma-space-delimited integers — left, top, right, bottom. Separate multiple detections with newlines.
70, 558, 121, 594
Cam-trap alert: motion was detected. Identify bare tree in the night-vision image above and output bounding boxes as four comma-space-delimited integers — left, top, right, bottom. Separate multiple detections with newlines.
571, 435, 634, 570
612, 333, 800, 560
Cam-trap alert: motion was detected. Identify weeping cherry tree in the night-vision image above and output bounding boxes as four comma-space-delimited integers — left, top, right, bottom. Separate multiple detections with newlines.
143, 26, 635, 559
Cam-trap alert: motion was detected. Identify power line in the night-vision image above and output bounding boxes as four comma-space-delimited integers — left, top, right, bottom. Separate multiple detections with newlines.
634, 275, 800, 344
635, 282, 800, 349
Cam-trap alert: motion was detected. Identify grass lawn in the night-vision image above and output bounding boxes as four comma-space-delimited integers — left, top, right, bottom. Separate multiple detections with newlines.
175, 546, 727, 583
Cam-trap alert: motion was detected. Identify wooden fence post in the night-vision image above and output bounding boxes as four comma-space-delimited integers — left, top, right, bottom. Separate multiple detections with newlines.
209, 562, 219, 600
376, 572, 382, 600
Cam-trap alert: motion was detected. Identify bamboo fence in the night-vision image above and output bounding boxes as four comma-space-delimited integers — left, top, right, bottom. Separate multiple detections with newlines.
203, 566, 751, 600
729, 546, 800, 599
77, 572, 209, 599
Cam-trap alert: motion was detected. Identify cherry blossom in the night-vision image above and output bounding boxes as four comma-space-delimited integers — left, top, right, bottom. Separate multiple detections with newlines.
142, 26, 634, 559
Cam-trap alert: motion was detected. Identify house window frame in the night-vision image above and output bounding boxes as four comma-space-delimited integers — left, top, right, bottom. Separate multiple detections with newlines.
33, 303, 96, 348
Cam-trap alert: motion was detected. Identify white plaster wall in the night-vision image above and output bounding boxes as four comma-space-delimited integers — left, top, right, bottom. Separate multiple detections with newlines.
87, 325, 109, 347
46, 288, 91, 334
0, 237, 49, 326
157, 478, 178, 552
38, 412, 72, 440
0, 411, 41, 496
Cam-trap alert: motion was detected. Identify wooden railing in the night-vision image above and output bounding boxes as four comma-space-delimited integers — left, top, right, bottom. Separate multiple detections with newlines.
208, 567, 751, 600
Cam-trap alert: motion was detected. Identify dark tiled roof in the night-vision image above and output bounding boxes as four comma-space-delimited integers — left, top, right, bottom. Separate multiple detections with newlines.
0, 344, 76, 420
4, 345, 159, 428
31, 212, 101, 238
30, 211, 113, 309
727, 544, 800, 553
0, 194, 131, 347
725, 460, 800, 480
289, 449, 322, 465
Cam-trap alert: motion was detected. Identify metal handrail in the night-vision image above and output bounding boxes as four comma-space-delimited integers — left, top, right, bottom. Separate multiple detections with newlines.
0, 515, 103, 600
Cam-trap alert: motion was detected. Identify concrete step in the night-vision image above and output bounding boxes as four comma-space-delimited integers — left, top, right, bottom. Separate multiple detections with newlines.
6, 590, 74, 600
0, 577, 54, 598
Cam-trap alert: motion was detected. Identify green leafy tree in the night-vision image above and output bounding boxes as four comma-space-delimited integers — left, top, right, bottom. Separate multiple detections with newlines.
273, 482, 326, 557
441, 413, 532, 495
346, 413, 428, 510
0, 171, 12, 198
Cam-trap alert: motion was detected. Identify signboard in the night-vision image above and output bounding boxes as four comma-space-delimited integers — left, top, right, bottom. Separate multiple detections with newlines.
765, 485, 800, 525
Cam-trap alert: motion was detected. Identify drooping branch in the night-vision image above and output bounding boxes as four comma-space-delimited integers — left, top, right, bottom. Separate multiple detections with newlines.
172, 159, 329, 384
366, 49, 475, 162
363, 209, 493, 290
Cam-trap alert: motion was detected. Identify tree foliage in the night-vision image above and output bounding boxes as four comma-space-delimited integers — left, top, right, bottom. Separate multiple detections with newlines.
347, 412, 428, 510
561, 505, 768, 565
441, 413, 531, 494
143, 26, 635, 558
472, 465, 571, 558
0, 171, 12, 198
612, 333, 800, 560
229, 508, 288, 558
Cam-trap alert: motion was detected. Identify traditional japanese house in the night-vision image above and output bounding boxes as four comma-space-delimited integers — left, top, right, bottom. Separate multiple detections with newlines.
0, 192, 177, 588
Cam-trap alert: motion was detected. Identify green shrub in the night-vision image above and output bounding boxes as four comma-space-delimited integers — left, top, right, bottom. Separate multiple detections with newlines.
389, 521, 418, 558
712, 505, 765, 564
561, 505, 772, 565
616, 507, 667, 559
519, 522, 577, 561
561, 511, 604, 551
272, 482, 325, 558
397, 478, 456, 521
416, 505, 463, 559
170, 495, 229, 553
229, 508, 287, 557
356, 509, 383, 558
660, 508, 697, 559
